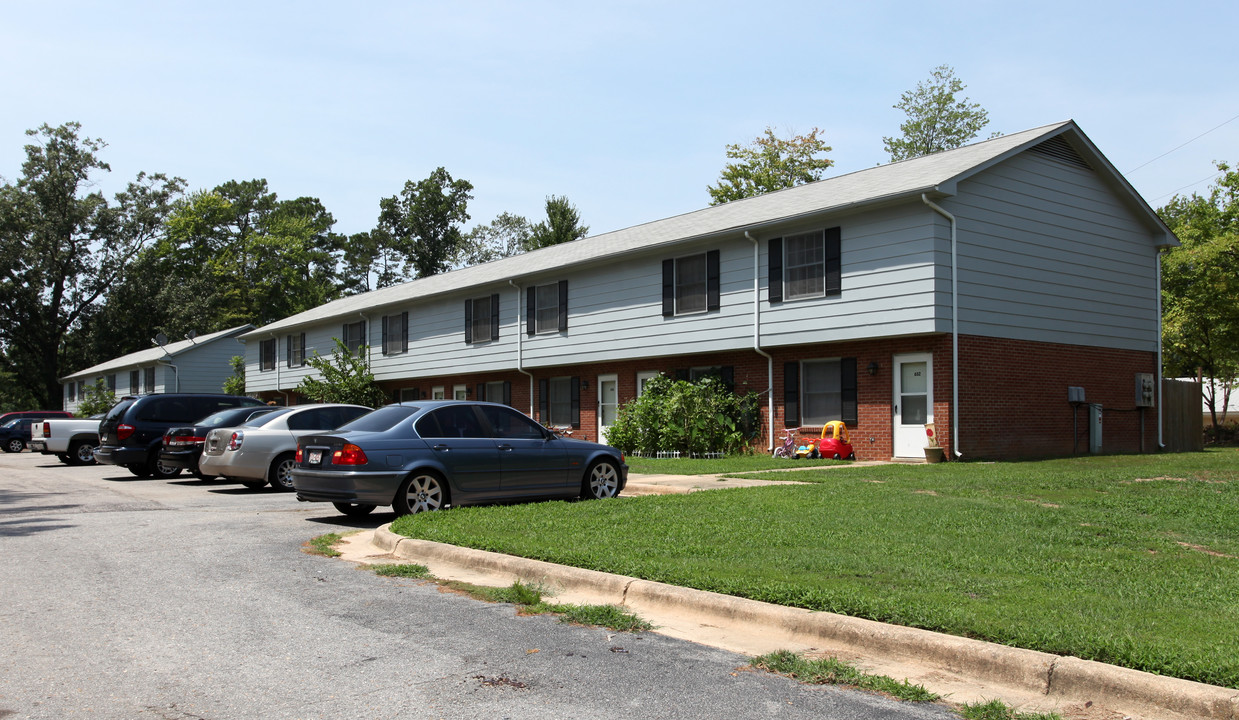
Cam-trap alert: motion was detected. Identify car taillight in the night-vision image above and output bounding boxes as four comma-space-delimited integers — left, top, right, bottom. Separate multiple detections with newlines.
166, 434, 204, 447
227, 431, 244, 451
332, 444, 367, 465
117, 423, 135, 441
42, 422, 50, 437
295, 446, 303, 463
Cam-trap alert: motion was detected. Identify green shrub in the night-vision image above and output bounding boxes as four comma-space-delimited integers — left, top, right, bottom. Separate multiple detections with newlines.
606, 374, 759, 456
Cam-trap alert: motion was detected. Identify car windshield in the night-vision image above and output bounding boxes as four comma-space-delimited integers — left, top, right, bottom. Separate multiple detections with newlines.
197, 407, 277, 428
334, 405, 419, 433
2, 419, 19, 429
242, 407, 294, 427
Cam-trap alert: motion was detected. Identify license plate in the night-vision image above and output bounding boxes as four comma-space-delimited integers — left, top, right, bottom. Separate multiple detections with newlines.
308, 450, 322, 465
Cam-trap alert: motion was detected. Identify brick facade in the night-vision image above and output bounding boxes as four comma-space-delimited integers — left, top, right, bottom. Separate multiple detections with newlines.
256, 334, 1158, 461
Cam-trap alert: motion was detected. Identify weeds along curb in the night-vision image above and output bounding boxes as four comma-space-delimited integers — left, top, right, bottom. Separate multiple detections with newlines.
373, 526, 1239, 720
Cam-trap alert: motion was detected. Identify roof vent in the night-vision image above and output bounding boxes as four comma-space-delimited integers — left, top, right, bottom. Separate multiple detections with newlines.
1029, 135, 1092, 171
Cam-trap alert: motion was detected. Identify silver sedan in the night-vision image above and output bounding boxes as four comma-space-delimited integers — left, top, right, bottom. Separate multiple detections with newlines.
198, 404, 372, 490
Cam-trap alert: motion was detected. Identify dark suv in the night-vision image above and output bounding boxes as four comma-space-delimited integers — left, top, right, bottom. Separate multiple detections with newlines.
95, 394, 266, 478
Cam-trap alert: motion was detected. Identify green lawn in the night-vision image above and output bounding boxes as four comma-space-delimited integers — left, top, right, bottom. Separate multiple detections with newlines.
390, 449, 1239, 688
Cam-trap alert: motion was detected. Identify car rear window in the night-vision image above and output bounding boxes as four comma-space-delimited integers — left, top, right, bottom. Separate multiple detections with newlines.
103, 399, 135, 423
243, 407, 294, 427
335, 405, 418, 433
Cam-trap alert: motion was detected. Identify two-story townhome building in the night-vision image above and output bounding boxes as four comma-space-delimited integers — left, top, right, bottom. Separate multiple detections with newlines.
61, 325, 253, 414
241, 121, 1176, 460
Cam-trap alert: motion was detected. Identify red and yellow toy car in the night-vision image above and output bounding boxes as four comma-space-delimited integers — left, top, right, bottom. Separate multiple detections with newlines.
817, 421, 855, 460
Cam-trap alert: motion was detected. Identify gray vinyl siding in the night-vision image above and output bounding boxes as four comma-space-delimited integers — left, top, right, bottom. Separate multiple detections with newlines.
172, 338, 245, 393
948, 149, 1159, 351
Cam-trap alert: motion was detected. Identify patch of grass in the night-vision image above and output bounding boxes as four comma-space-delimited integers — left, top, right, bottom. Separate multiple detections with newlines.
390, 449, 1239, 688
370, 563, 431, 578
625, 454, 848, 475
448, 580, 652, 632
304, 532, 342, 557
752, 650, 938, 702
958, 699, 1061, 720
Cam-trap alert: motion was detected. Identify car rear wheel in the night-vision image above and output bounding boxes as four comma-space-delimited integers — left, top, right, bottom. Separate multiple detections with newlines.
394, 472, 448, 515
4, 438, 23, 453
147, 453, 182, 479
332, 502, 377, 518
268, 453, 296, 491
582, 459, 621, 500
68, 440, 97, 466
127, 463, 152, 478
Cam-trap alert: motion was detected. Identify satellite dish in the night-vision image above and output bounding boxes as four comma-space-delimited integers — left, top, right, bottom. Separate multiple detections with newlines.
154, 332, 168, 346
185, 330, 197, 342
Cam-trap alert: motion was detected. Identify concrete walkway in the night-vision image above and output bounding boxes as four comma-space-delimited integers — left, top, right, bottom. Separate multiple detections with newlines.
334, 471, 1239, 720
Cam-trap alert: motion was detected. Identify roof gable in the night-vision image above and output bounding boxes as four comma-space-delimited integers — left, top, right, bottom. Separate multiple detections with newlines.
61, 325, 254, 382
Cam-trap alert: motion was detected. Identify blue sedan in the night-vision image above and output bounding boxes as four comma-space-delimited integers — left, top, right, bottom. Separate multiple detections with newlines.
290, 401, 627, 517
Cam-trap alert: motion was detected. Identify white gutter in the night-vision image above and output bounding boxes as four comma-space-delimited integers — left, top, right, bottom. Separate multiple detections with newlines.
1156, 251, 1164, 449
922, 194, 962, 459
744, 231, 775, 451
509, 280, 535, 416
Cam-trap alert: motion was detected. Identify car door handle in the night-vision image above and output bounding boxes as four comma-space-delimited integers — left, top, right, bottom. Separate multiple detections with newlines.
432, 444, 450, 451
497, 444, 513, 451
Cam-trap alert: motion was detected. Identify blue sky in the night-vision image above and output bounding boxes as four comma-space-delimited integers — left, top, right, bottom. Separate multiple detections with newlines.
2, 1, 1236, 239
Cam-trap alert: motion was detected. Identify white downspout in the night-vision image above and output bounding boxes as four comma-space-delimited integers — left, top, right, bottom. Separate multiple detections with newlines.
745, 231, 775, 451
1156, 252, 1165, 449
271, 332, 289, 405
509, 280, 535, 416
922, 194, 962, 459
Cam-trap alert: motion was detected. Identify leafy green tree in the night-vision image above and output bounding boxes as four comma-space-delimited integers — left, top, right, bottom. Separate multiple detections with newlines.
707, 126, 833, 205
456, 212, 532, 268
222, 355, 246, 396
0, 122, 183, 409
77, 379, 117, 416
526, 195, 589, 250
882, 65, 995, 162
605, 374, 759, 456
377, 167, 473, 279
1159, 162, 1239, 425
295, 338, 387, 407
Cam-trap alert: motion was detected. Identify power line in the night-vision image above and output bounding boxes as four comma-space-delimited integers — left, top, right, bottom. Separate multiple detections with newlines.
1125, 112, 1239, 175
1150, 170, 1226, 204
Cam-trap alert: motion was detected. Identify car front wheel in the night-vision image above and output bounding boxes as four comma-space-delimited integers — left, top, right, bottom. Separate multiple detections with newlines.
394, 472, 448, 515
582, 459, 621, 500
269, 454, 296, 491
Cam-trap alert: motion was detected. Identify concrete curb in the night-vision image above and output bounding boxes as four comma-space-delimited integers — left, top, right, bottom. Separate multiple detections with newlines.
373, 526, 1239, 719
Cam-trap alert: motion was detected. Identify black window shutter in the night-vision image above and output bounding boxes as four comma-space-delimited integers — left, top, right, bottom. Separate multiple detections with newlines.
662, 259, 675, 316
526, 286, 536, 336
286, 335, 292, 367
491, 293, 500, 341
784, 362, 800, 428
720, 365, 734, 391
841, 357, 857, 424
558, 280, 568, 332
502, 381, 511, 407
825, 226, 841, 296
391, 389, 400, 403
464, 300, 473, 344
401, 312, 409, 352
538, 379, 548, 423
477, 383, 485, 401
707, 249, 720, 311
674, 368, 689, 382
570, 377, 580, 428
342, 323, 348, 349
299, 333, 306, 365
768, 238, 783, 303
381, 315, 389, 355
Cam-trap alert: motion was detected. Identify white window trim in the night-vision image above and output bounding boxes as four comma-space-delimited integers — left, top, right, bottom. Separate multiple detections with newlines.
431, 386, 445, 400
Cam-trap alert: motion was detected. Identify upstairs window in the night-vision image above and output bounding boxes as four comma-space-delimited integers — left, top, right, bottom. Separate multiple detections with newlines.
106, 374, 116, 393
769, 227, 841, 302
129, 370, 139, 395
465, 294, 499, 344
143, 367, 155, 393
259, 338, 276, 371
343, 320, 366, 354
67, 383, 76, 402
287, 333, 306, 367
662, 250, 720, 316
528, 281, 568, 335
381, 312, 408, 355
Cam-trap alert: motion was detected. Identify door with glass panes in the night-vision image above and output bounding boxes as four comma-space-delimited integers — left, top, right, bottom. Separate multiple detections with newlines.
893, 354, 932, 458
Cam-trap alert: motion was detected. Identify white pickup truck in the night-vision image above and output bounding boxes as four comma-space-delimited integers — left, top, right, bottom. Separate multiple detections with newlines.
29, 416, 102, 465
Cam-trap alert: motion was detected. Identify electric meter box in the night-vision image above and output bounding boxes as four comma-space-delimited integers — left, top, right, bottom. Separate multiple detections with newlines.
1134, 373, 1155, 408
1067, 386, 1085, 404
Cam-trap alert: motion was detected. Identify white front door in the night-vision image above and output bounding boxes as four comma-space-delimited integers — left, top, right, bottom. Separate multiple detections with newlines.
893, 354, 932, 458
597, 374, 618, 445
